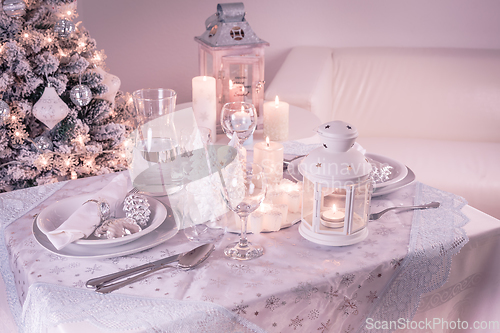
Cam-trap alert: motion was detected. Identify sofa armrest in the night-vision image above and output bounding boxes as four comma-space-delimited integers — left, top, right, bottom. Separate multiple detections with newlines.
265, 46, 333, 122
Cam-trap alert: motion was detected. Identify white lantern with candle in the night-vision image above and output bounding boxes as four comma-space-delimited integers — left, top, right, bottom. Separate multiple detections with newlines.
298, 121, 373, 246
195, 3, 269, 132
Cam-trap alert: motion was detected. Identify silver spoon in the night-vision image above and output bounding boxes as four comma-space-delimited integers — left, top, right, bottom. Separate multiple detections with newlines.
90, 243, 214, 294
369, 202, 440, 220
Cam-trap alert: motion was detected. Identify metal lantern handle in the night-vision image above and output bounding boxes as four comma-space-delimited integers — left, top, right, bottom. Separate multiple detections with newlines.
217, 3, 246, 22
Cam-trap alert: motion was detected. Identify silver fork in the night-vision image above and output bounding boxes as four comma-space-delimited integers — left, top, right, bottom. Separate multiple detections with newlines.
369, 202, 440, 220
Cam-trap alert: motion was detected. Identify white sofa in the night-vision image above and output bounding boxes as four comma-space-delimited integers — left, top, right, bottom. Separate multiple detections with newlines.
265, 47, 500, 219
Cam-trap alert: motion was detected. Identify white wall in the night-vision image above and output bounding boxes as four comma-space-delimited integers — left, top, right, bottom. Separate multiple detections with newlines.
78, 0, 500, 104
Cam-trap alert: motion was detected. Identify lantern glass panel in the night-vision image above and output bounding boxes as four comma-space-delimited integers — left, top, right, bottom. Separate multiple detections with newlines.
226, 62, 253, 104
301, 177, 315, 227
205, 52, 214, 77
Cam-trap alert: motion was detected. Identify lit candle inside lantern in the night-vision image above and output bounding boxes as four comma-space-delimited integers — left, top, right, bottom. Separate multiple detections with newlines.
321, 204, 345, 223
253, 137, 284, 185
263, 96, 289, 141
192, 76, 217, 143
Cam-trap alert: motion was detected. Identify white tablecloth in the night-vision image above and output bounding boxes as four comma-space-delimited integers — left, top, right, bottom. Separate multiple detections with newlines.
3, 168, 499, 333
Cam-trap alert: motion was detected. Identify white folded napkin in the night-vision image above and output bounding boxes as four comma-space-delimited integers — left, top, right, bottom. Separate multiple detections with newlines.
41, 174, 130, 250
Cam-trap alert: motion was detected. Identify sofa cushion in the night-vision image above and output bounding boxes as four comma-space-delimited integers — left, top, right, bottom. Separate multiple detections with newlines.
332, 48, 500, 142
357, 137, 500, 219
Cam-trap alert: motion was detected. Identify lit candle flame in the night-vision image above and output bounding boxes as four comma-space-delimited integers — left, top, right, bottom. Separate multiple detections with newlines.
229, 80, 233, 89
274, 95, 279, 107
332, 204, 337, 213
266, 136, 270, 147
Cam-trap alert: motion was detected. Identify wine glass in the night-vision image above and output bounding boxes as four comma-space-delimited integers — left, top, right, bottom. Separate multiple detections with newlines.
220, 162, 267, 260
220, 102, 256, 163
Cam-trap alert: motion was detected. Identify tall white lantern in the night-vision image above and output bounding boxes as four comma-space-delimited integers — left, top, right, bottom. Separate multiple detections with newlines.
195, 2, 269, 132
298, 121, 373, 246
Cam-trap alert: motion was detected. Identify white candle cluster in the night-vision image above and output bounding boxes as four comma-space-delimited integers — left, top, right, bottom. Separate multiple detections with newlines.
246, 178, 302, 233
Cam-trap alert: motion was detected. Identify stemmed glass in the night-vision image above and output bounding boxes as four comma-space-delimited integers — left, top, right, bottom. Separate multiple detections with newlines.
220, 162, 267, 260
220, 102, 256, 163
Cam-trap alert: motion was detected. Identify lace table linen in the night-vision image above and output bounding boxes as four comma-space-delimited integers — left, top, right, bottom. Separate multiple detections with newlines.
1, 171, 470, 333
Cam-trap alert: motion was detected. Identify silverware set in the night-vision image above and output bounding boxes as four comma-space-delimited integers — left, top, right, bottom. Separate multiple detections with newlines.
86, 243, 214, 293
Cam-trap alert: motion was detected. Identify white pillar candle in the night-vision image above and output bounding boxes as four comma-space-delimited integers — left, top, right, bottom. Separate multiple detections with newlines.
192, 76, 217, 143
263, 96, 289, 141
253, 137, 284, 185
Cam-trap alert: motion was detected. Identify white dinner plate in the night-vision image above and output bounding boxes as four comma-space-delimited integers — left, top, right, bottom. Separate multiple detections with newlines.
33, 205, 178, 259
372, 166, 416, 197
365, 153, 408, 188
288, 154, 408, 190
37, 193, 167, 248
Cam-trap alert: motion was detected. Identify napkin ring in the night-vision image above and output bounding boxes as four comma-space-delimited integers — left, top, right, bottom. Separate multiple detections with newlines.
83, 199, 111, 222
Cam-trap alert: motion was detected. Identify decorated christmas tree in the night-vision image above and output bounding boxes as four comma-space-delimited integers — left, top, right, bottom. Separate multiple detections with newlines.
0, 0, 135, 191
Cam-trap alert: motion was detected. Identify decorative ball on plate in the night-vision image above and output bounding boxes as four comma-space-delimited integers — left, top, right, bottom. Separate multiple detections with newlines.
123, 193, 151, 227
94, 217, 142, 239
70, 84, 92, 106
3, 0, 26, 18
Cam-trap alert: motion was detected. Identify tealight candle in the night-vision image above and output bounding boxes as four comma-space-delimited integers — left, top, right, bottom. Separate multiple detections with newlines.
253, 137, 284, 185
321, 204, 345, 228
192, 76, 216, 143
263, 96, 289, 141
322, 204, 345, 222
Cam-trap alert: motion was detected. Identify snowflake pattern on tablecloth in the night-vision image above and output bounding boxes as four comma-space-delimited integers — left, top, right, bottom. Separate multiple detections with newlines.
317, 319, 331, 333
391, 257, 404, 269
292, 281, 319, 303
210, 277, 227, 288
49, 266, 65, 275
324, 286, 339, 300
341, 273, 355, 287
232, 302, 249, 315
265, 295, 281, 311
289, 316, 304, 330
366, 291, 378, 303
338, 294, 359, 316
374, 225, 394, 236
228, 263, 255, 275
308, 309, 319, 320
85, 264, 102, 274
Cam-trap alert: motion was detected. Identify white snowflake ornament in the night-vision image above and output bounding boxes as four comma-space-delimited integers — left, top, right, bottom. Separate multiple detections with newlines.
32, 86, 70, 129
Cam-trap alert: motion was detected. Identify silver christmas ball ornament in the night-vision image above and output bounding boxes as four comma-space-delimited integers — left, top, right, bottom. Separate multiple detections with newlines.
123, 193, 151, 227
54, 18, 76, 38
0, 100, 10, 125
70, 84, 92, 106
32, 135, 54, 152
3, 0, 26, 18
